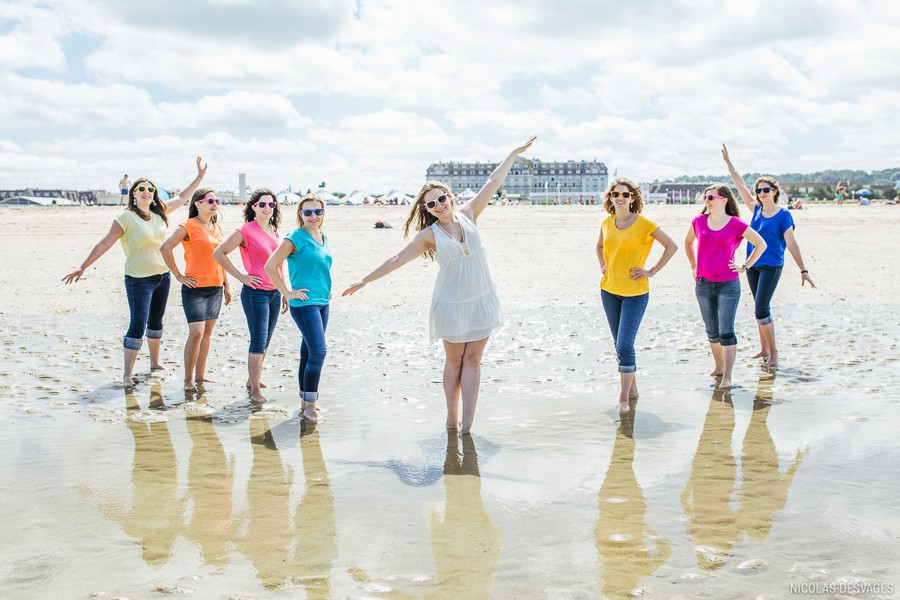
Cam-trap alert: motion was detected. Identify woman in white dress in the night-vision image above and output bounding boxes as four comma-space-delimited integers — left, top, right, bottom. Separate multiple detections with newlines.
343, 136, 535, 433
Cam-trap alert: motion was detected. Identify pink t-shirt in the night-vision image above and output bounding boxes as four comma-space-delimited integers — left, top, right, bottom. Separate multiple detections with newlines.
692, 214, 749, 282
238, 221, 281, 291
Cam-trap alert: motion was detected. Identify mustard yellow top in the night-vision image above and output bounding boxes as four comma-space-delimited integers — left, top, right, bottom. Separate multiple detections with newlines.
599, 215, 659, 296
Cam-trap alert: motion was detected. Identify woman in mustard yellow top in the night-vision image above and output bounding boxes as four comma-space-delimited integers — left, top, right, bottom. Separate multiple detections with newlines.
596, 178, 678, 413
161, 188, 230, 392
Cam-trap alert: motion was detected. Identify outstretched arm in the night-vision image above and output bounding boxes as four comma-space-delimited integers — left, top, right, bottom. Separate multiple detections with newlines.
343, 229, 436, 296
163, 156, 208, 214
722, 144, 755, 213
462, 135, 536, 222
62, 221, 125, 283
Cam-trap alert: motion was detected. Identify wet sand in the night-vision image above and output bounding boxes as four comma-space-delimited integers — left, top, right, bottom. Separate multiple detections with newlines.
1, 203, 899, 598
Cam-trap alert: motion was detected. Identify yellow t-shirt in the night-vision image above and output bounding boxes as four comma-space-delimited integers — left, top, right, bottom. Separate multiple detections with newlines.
599, 214, 659, 297
114, 210, 169, 278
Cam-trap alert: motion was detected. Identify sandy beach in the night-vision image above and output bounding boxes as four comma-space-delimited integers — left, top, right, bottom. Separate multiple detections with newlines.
1, 202, 899, 598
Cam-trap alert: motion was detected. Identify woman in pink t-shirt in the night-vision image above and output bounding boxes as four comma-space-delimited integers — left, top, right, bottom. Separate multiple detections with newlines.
684, 185, 767, 388
213, 189, 287, 405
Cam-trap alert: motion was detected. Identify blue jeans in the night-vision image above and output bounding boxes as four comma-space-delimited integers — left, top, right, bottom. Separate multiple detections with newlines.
289, 304, 329, 396
600, 290, 649, 373
746, 266, 782, 325
123, 272, 171, 350
695, 278, 741, 346
241, 286, 281, 355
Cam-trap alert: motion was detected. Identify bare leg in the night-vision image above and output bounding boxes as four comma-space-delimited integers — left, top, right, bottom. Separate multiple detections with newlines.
720, 345, 737, 388
248, 353, 266, 404
750, 324, 769, 359
759, 322, 779, 367
442, 341, 466, 430
194, 319, 217, 382
247, 349, 268, 389
148, 338, 165, 371
123, 348, 139, 387
459, 337, 489, 434
183, 322, 204, 391
619, 372, 636, 413
708, 341, 725, 377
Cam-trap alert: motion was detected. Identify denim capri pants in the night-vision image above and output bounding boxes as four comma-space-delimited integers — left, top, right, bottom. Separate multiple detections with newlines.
181, 285, 224, 323
695, 278, 741, 346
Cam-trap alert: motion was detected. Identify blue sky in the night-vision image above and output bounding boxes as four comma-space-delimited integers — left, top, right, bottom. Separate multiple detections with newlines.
1, 0, 898, 194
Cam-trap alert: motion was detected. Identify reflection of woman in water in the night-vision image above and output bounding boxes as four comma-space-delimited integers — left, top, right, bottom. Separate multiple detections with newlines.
115, 381, 184, 566
344, 137, 536, 434
427, 433, 501, 599
722, 145, 816, 367
596, 178, 678, 413
63, 158, 208, 388
595, 403, 670, 597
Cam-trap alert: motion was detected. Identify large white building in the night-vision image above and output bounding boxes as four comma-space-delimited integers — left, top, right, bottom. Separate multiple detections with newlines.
426, 157, 608, 203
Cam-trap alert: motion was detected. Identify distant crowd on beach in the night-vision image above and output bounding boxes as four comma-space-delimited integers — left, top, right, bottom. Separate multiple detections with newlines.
63, 139, 828, 434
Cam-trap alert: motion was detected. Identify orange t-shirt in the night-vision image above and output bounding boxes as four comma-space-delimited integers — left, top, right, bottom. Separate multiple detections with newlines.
181, 218, 226, 287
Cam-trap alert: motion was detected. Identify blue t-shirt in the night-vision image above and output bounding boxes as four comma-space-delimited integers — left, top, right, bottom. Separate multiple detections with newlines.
285, 228, 332, 307
746, 205, 795, 267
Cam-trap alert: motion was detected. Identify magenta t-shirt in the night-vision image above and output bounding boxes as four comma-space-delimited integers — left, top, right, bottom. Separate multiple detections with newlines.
238, 221, 281, 291
692, 214, 749, 282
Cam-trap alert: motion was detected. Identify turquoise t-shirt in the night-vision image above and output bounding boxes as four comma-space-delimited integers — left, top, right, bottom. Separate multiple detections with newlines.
285, 228, 332, 307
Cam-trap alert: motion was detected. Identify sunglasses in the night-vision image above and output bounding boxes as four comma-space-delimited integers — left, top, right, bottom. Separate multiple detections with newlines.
301, 208, 324, 217
704, 194, 726, 201
610, 191, 633, 199
425, 194, 449, 209
255, 201, 276, 208
135, 186, 155, 193
196, 197, 221, 205
756, 187, 775, 195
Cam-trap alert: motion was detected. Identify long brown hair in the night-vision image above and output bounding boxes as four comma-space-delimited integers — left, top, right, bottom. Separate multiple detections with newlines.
603, 177, 644, 215
700, 184, 741, 216
405, 181, 453, 260
127, 178, 168, 226
244, 188, 281, 232
753, 176, 781, 206
188, 188, 219, 224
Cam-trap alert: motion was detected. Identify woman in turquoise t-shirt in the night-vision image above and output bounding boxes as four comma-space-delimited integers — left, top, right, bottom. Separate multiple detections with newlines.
265, 195, 332, 422
722, 145, 816, 367
63, 157, 208, 388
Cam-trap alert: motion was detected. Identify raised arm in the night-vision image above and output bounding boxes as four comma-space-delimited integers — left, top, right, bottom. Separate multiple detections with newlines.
160, 225, 196, 287
213, 230, 263, 289
342, 228, 436, 296
163, 156, 208, 214
783, 227, 816, 288
62, 221, 125, 283
630, 228, 679, 280
461, 135, 536, 222
722, 144, 756, 213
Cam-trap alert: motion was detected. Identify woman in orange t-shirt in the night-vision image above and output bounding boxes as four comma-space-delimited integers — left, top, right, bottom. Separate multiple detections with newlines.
161, 188, 231, 391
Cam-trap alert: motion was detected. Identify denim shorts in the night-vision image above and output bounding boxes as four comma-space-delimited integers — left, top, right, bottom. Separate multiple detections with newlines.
181, 285, 224, 323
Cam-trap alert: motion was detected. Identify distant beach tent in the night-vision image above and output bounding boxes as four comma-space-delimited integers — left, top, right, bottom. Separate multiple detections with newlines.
277, 192, 302, 204
855, 189, 873, 196
0, 195, 78, 206
158, 188, 171, 201
456, 188, 477, 200
316, 192, 342, 205
344, 190, 370, 205
383, 189, 413, 203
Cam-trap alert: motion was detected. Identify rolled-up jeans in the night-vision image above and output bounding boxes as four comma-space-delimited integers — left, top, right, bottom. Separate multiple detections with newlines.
695, 278, 741, 346
600, 290, 649, 373
241, 286, 281, 355
123, 272, 170, 350
289, 304, 329, 396
746, 265, 782, 325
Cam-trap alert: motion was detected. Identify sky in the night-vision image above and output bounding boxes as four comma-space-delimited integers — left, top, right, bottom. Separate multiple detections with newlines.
1, 0, 898, 194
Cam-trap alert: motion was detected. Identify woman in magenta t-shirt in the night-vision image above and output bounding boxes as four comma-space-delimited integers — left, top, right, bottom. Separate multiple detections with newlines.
684, 184, 767, 388
213, 189, 287, 404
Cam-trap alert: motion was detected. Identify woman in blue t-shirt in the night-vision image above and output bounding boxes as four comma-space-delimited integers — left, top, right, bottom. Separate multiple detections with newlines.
265, 195, 332, 422
722, 145, 816, 367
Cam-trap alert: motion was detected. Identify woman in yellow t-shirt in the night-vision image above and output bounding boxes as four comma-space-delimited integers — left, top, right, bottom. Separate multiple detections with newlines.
63, 157, 208, 389
596, 178, 678, 413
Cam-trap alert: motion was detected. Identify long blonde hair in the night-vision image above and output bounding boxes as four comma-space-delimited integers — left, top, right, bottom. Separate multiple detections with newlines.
404, 181, 453, 259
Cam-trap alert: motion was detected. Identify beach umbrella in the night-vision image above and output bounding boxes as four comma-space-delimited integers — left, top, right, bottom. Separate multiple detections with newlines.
855, 189, 873, 196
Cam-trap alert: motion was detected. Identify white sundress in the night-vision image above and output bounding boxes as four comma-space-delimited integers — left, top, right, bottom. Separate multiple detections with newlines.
429, 212, 502, 343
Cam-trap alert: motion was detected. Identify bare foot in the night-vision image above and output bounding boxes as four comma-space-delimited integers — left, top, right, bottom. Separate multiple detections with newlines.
764, 352, 779, 368
718, 377, 733, 389
459, 421, 473, 435
195, 377, 217, 384
123, 376, 137, 389
246, 382, 268, 389
302, 405, 324, 422
249, 391, 267, 405
618, 399, 631, 413
150, 364, 166, 371
446, 419, 459, 431
710, 369, 724, 377
750, 350, 769, 359
184, 382, 197, 392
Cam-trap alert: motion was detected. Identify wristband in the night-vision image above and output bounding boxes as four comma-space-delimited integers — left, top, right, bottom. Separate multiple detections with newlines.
800, 270, 808, 274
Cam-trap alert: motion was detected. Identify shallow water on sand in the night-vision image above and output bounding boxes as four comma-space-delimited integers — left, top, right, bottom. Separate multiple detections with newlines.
2, 206, 899, 598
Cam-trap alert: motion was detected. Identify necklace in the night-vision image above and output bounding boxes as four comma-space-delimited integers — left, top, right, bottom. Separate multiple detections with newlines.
437, 219, 469, 255
196, 217, 214, 230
